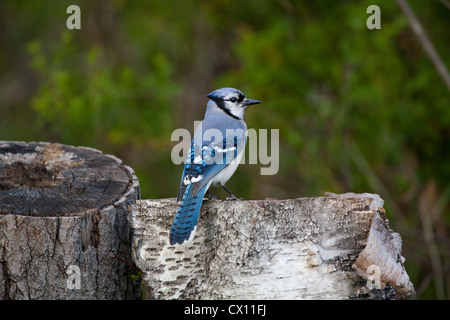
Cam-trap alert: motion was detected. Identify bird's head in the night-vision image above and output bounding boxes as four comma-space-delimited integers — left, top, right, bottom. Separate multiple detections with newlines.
206, 87, 261, 120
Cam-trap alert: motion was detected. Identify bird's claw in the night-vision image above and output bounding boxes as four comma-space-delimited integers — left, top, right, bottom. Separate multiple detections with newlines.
225, 197, 244, 201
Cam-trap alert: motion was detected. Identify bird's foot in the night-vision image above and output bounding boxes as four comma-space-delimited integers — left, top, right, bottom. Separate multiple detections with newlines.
220, 184, 244, 201
225, 196, 244, 201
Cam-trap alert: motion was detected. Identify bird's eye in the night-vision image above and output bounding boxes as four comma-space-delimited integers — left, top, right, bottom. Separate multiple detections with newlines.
230, 97, 237, 103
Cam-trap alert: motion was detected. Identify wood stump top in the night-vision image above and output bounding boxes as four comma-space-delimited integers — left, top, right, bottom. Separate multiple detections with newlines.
0, 141, 134, 217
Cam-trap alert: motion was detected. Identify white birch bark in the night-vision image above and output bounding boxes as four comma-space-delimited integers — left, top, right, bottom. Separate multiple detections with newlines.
131, 192, 414, 299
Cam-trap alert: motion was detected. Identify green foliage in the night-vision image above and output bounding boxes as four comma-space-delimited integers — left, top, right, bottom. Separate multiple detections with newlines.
27, 31, 179, 148
1, 0, 450, 299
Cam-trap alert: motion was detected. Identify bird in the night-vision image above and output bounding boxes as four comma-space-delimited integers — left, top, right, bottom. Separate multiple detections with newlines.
169, 87, 261, 245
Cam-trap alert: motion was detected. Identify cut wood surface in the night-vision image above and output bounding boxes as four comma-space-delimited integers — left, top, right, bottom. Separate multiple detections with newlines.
0, 141, 141, 299
132, 193, 415, 299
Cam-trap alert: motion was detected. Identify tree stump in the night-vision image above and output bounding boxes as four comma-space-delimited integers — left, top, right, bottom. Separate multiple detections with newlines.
131, 193, 415, 299
0, 141, 141, 299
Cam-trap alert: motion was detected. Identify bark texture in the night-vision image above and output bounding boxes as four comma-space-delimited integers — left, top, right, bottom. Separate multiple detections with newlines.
132, 193, 415, 299
0, 141, 141, 299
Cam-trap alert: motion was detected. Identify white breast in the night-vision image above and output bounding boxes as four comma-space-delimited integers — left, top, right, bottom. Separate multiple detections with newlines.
210, 148, 244, 186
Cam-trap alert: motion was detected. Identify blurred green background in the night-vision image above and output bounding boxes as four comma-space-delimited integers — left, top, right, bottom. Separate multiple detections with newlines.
1, 0, 449, 299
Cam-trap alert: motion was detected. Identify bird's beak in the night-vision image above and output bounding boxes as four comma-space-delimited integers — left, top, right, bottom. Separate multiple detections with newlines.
242, 98, 262, 106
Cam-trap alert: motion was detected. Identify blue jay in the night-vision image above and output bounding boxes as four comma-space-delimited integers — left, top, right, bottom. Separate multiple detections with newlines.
169, 87, 261, 245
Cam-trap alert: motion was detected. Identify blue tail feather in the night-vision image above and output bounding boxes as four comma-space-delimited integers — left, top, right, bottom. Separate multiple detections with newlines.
170, 184, 208, 245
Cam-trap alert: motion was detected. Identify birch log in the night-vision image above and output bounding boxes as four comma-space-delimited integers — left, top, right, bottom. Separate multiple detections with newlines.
131, 193, 415, 299
0, 141, 141, 299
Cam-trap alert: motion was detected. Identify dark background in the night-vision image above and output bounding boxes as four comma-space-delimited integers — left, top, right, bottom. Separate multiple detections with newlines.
1, 0, 449, 299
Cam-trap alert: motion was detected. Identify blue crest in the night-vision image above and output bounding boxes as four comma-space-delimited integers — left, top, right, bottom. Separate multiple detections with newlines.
207, 87, 244, 101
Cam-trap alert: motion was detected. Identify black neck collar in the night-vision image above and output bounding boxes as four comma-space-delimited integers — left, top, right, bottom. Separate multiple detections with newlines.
212, 99, 241, 120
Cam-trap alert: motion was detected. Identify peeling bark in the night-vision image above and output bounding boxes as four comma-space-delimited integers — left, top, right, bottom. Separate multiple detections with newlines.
132, 193, 415, 299
0, 141, 141, 299
352, 209, 415, 297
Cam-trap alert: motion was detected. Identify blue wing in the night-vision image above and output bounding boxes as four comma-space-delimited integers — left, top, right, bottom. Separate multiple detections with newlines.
170, 133, 245, 245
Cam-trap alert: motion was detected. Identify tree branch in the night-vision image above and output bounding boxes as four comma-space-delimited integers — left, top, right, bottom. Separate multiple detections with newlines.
396, 0, 450, 91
